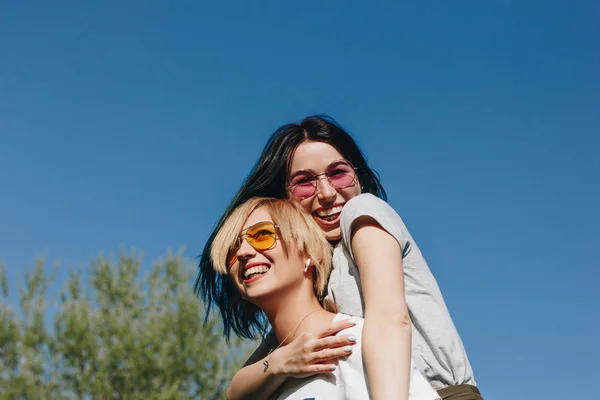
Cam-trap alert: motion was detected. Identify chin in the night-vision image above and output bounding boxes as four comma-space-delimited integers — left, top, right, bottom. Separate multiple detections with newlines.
243, 285, 278, 303
325, 229, 342, 242
244, 282, 296, 307
242, 290, 271, 307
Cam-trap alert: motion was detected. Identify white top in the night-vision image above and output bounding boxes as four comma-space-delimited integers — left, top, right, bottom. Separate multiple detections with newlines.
323, 194, 476, 391
272, 313, 440, 400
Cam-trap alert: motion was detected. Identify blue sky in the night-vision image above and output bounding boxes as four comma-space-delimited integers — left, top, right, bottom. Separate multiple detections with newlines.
1, 1, 599, 399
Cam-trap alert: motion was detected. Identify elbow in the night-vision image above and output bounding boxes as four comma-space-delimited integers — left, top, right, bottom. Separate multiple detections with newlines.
383, 311, 412, 343
225, 383, 240, 400
391, 310, 412, 332
367, 303, 411, 332
397, 307, 411, 328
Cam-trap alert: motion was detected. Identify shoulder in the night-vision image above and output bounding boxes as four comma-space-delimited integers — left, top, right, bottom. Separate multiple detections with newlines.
341, 193, 396, 220
333, 313, 364, 335
330, 315, 371, 397
340, 194, 408, 251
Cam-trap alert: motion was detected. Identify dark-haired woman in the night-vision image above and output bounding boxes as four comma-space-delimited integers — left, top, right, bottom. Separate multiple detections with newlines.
196, 116, 482, 400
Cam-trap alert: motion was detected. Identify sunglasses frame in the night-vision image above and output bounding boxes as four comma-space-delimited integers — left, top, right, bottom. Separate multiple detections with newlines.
228, 221, 279, 267
288, 159, 359, 200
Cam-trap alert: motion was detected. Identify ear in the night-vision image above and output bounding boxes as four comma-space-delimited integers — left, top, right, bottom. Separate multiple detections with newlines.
354, 174, 363, 193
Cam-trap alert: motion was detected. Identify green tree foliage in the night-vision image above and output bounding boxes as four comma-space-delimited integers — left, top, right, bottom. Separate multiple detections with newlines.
0, 251, 251, 399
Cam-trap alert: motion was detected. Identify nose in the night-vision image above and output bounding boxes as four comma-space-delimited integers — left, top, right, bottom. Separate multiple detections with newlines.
236, 237, 256, 262
316, 175, 337, 203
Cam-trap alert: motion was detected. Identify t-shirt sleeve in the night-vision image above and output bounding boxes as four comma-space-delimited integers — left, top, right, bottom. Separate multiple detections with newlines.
340, 193, 410, 260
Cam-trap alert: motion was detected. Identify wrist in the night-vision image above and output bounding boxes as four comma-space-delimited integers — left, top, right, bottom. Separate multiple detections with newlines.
264, 349, 284, 376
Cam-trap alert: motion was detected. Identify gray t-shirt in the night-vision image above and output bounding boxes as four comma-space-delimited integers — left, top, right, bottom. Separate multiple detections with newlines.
323, 193, 476, 391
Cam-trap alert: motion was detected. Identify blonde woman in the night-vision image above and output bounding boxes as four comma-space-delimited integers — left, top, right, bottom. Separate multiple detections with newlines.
210, 197, 440, 400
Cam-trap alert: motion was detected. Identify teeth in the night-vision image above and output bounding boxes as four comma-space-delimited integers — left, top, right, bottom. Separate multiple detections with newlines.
244, 265, 270, 279
316, 206, 343, 217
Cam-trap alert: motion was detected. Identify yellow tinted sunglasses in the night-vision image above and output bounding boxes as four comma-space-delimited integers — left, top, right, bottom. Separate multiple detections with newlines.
227, 221, 279, 267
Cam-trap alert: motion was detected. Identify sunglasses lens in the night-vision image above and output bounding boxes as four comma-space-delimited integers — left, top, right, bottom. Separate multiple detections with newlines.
247, 222, 277, 250
227, 222, 277, 267
327, 162, 355, 187
289, 173, 317, 198
227, 247, 239, 267
291, 183, 316, 198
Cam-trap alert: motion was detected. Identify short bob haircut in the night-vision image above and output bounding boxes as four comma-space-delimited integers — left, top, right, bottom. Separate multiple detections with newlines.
210, 197, 332, 340
196, 115, 387, 339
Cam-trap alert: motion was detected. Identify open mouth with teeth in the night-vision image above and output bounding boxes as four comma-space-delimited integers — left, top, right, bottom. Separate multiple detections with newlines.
314, 205, 344, 223
243, 265, 271, 283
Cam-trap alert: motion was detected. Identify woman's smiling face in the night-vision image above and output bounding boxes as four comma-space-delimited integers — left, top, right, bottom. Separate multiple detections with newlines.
288, 140, 361, 242
229, 207, 306, 304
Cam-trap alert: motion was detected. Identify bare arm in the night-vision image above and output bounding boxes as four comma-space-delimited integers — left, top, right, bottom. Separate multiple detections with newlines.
351, 216, 412, 400
226, 321, 358, 400
226, 336, 285, 400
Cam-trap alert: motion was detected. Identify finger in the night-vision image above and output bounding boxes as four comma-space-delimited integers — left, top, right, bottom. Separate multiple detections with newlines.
317, 319, 357, 338
302, 363, 338, 375
314, 334, 358, 351
309, 346, 354, 363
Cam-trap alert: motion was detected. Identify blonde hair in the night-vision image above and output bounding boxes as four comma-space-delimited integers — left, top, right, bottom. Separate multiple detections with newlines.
211, 197, 332, 298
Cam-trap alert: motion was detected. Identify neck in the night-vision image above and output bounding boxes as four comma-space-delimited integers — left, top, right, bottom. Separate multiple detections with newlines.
258, 284, 335, 344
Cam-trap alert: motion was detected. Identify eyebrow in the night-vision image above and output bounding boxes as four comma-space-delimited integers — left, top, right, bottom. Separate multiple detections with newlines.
289, 168, 317, 177
289, 160, 350, 178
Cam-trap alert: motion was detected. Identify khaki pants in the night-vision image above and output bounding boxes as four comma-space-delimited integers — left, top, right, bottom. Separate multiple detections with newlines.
437, 384, 483, 400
